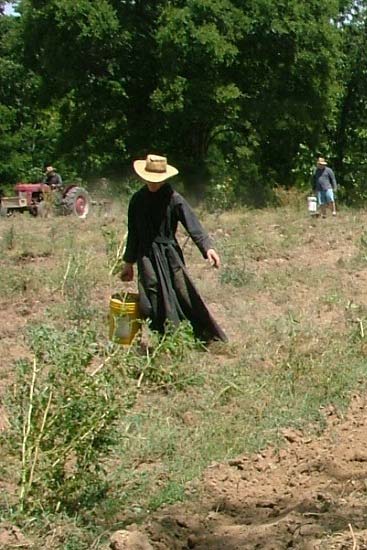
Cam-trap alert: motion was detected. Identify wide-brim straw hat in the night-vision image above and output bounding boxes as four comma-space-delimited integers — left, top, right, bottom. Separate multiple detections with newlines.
317, 157, 327, 166
133, 154, 178, 183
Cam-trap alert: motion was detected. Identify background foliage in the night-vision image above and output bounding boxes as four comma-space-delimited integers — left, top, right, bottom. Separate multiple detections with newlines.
0, 0, 366, 204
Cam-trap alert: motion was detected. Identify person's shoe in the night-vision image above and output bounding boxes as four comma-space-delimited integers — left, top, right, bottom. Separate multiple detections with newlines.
332, 211, 336, 216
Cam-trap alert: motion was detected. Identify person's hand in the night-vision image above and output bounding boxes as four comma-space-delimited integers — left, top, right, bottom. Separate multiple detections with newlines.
120, 262, 134, 281
207, 248, 221, 269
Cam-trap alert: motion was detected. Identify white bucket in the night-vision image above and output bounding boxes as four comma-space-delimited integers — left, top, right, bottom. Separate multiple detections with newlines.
307, 196, 317, 214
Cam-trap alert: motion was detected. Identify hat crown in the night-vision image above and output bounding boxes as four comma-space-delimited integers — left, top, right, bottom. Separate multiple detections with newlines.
146, 155, 167, 174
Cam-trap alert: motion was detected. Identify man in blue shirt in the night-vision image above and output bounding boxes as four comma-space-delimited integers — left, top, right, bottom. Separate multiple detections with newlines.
313, 157, 337, 218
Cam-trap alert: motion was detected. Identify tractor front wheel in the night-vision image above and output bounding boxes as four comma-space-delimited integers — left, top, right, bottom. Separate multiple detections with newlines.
62, 187, 91, 219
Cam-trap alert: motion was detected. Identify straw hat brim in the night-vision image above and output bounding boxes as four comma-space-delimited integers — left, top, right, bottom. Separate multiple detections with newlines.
133, 160, 179, 183
317, 158, 327, 166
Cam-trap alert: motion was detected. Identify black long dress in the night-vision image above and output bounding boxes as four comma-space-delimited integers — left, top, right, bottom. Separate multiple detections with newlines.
123, 183, 227, 343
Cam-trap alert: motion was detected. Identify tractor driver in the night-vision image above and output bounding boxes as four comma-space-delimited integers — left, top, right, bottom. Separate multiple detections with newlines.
43, 165, 63, 189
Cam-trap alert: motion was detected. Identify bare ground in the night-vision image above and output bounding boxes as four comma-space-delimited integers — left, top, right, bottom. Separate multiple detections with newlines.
134, 393, 367, 549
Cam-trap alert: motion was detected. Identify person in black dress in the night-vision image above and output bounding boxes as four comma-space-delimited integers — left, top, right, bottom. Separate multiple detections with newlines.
120, 154, 227, 343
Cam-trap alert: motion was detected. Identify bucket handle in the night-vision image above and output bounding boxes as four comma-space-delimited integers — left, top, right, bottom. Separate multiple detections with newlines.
112, 288, 138, 304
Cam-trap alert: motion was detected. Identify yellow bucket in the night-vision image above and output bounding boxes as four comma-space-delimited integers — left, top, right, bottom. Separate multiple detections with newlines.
109, 292, 140, 346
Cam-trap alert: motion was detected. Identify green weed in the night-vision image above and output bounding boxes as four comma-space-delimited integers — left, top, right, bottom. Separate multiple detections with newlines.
101, 225, 126, 276
148, 481, 185, 510
220, 265, 255, 287
2, 223, 15, 250
129, 321, 204, 388
3, 324, 135, 515
59, 251, 97, 323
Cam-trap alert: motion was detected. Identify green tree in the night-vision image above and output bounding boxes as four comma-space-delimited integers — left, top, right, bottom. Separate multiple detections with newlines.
148, 0, 342, 200
0, 12, 56, 183
19, 0, 130, 176
111, 0, 168, 156
332, 0, 367, 199
1, 0, 350, 202
234, 0, 341, 188
151, 0, 248, 184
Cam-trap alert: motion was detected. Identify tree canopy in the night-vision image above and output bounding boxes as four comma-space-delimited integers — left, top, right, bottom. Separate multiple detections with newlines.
0, 0, 366, 204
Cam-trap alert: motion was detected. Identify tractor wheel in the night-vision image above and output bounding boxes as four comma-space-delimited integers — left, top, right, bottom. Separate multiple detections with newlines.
62, 187, 91, 219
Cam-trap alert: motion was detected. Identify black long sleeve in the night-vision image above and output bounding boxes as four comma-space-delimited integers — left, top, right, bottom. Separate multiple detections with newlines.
174, 195, 213, 258
123, 196, 139, 263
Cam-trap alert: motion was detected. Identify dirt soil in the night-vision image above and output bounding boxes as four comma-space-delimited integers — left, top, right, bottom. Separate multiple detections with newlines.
116, 394, 367, 550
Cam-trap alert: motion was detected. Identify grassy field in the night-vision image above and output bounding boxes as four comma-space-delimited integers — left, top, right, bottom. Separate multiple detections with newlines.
1, 193, 367, 548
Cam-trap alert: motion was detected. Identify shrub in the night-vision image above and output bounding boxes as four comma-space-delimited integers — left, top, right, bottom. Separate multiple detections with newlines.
4, 324, 134, 514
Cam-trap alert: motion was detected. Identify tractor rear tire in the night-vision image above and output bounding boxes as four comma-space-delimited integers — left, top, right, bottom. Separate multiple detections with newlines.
62, 187, 91, 219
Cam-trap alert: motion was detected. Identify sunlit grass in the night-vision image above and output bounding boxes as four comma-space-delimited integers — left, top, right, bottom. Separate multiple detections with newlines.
1, 198, 367, 547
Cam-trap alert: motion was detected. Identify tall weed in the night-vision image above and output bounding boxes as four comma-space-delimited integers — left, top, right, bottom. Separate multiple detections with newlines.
3, 325, 134, 514
59, 251, 96, 323
101, 225, 126, 276
131, 321, 204, 388
2, 223, 16, 250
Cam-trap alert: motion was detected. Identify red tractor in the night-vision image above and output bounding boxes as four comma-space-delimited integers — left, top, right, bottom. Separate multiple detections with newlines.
0, 182, 91, 219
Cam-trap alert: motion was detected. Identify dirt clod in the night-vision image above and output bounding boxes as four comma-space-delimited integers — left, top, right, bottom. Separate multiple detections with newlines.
110, 529, 154, 550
